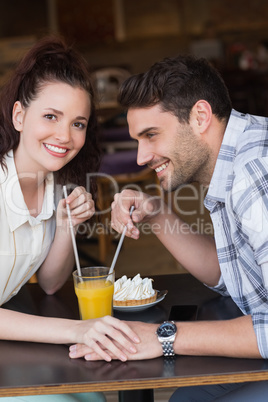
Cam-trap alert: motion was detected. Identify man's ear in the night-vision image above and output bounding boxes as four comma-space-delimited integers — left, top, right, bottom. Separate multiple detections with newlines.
192, 100, 212, 134
12, 101, 24, 132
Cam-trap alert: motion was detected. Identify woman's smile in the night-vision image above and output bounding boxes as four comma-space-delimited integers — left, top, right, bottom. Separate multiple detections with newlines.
43, 143, 70, 157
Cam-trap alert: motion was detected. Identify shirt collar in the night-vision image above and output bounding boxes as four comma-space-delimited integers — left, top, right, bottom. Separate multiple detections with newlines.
205, 110, 248, 209
0, 150, 55, 231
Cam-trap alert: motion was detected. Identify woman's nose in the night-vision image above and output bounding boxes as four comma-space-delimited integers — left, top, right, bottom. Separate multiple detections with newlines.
55, 124, 71, 143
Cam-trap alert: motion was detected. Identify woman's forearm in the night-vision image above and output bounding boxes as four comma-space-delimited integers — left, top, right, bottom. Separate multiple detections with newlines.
37, 227, 75, 294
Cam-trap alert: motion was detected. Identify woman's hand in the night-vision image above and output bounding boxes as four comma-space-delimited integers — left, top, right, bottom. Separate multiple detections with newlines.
70, 316, 140, 362
69, 321, 161, 361
57, 186, 95, 230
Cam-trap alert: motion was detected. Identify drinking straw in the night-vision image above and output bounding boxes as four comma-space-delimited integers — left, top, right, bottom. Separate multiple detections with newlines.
63, 185, 82, 277
108, 205, 135, 275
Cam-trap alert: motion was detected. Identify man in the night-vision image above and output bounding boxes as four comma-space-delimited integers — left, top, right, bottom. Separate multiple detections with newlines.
109, 55, 268, 400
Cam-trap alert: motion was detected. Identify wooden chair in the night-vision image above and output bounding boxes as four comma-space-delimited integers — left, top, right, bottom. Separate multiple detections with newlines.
28, 273, 38, 283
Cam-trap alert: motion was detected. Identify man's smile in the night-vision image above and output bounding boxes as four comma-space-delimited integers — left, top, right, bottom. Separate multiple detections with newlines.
154, 161, 169, 173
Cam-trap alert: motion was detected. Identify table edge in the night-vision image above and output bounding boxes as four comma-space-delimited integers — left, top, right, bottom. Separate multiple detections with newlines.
2, 371, 268, 397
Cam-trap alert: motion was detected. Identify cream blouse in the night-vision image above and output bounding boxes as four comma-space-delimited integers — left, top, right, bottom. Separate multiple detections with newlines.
0, 151, 56, 305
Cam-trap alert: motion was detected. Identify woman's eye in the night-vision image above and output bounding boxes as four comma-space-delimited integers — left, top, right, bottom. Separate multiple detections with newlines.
73, 122, 86, 129
44, 114, 56, 120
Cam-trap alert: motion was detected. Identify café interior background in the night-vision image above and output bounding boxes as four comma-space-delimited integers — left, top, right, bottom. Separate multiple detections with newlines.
1, 0, 268, 277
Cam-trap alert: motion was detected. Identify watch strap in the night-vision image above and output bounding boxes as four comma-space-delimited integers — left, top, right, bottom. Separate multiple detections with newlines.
162, 340, 175, 357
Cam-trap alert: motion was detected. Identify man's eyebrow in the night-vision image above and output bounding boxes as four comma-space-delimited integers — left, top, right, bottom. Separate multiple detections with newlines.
137, 127, 158, 138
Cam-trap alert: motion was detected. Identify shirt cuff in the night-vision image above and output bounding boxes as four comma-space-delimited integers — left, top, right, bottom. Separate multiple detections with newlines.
205, 274, 230, 297
252, 311, 268, 359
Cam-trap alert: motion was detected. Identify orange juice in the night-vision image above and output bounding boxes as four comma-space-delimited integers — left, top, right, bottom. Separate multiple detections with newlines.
74, 279, 114, 320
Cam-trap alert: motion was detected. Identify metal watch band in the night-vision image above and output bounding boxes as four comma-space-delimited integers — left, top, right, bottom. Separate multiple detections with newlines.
162, 341, 175, 357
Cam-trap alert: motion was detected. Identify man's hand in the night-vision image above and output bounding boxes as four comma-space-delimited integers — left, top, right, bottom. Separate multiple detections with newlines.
122, 322, 162, 360
69, 321, 162, 361
69, 316, 141, 362
111, 189, 162, 239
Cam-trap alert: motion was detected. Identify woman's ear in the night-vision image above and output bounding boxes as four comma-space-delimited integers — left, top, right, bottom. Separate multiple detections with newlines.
192, 100, 212, 134
12, 101, 24, 132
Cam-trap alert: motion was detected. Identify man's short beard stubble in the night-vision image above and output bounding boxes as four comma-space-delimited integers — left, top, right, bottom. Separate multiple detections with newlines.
159, 126, 212, 193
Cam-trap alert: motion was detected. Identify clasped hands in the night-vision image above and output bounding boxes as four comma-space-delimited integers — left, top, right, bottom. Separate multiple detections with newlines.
69, 319, 162, 362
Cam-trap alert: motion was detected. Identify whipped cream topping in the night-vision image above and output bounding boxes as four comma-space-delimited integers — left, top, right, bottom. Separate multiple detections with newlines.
113, 274, 155, 301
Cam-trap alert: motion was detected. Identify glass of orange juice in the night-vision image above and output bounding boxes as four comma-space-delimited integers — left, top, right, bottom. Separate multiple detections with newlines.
73, 267, 114, 320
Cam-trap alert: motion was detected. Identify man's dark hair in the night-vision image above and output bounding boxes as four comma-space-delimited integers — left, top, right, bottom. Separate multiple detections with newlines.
118, 55, 232, 123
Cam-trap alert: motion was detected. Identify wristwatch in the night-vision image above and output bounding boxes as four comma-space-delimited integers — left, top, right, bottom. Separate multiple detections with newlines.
156, 321, 177, 357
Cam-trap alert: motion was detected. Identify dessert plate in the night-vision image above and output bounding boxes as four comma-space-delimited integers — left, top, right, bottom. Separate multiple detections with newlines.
113, 290, 168, 312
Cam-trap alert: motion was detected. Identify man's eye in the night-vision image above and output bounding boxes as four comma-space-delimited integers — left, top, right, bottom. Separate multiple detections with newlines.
147, 133, 155, 139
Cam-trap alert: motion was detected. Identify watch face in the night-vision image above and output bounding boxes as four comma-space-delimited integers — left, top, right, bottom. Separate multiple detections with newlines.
157, 322, 177, 338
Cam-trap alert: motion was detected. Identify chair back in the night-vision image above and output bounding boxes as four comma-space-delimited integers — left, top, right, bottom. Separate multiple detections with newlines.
92, 67, 131, 108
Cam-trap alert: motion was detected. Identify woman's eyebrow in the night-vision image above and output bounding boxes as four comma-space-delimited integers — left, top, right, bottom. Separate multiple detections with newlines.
44, 108, 88, 122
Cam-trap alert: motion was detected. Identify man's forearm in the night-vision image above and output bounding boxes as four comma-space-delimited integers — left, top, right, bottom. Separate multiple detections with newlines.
175, 315, 260, 358
125, 315, 261, 361
150, 205, 220, 286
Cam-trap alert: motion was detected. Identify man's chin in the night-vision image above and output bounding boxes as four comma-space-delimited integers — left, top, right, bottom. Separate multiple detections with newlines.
159, 179, 175, 193
160, 177, 189, 193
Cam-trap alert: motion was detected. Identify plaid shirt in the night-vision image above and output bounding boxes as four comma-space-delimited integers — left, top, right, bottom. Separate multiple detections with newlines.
204, 109, 268, 358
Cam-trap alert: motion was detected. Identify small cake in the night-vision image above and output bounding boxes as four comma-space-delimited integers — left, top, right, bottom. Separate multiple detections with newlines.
113, 274, 157, 306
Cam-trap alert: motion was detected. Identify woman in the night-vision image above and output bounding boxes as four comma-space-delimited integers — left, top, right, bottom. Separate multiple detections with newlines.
0, 36, 139, 402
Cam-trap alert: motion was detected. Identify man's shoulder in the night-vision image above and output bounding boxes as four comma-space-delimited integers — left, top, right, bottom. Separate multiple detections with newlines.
231, 151, 268, 212
234, 113, 268, 163
222, 111, 268, 162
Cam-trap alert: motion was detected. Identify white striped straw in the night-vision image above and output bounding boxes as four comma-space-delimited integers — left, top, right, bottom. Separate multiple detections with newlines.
63, 185, 82, 277
108, 205, 135, 275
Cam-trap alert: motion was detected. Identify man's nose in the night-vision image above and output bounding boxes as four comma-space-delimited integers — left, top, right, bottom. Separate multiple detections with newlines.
137, 144, 153, 166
